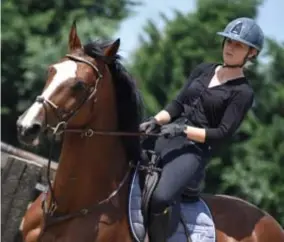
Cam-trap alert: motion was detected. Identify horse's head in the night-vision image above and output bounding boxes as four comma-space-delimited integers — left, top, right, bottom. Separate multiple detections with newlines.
17, 22, 120, 146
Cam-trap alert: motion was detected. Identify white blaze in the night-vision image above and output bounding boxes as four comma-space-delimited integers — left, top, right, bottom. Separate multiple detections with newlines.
20, 60, 77, 127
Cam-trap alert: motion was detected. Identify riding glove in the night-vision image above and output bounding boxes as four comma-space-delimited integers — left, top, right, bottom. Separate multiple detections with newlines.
160, 123, 187, 138
139, 117, 160, 134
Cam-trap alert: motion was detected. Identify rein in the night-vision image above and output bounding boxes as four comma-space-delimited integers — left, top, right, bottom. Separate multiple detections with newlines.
38, 54, 160, 229
47, 121, 161, 138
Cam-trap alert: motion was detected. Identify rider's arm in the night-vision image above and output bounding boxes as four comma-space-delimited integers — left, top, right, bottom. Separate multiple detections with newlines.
184, 88, 254, 143
184, 126, 206, 143
204, 89, 254, 143
154, 110, 171, 125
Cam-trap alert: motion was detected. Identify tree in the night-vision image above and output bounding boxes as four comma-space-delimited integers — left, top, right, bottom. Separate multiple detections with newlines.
130, 0, 284, 225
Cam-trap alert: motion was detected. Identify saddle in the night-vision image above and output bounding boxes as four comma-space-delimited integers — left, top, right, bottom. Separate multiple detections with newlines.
137, 135, 203, 225
139, 147, 202, 221
129, 144, 215, 242
128, 126, 215, 241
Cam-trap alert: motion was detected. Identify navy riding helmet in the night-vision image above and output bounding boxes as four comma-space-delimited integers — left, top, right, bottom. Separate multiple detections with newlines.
217, 17, 264, 53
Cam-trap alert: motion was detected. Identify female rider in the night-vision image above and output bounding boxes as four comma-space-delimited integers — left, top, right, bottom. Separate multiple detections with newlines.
139, 17, 264, 242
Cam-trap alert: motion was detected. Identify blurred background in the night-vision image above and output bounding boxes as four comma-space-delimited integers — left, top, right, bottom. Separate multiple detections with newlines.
2, 0, 284, 226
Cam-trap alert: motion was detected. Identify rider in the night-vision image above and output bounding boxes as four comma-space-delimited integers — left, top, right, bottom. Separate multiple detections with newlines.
139, 17, 264, 241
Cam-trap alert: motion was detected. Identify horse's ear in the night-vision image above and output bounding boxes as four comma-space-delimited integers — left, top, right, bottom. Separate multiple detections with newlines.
69, 20, 82, 52
103, 38, 120, 57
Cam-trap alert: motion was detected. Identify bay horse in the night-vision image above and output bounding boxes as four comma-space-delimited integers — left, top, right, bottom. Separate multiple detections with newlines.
16, 22, 284, 242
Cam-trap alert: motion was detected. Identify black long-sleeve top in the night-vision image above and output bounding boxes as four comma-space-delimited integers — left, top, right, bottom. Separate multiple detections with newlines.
164, 63, 254, 145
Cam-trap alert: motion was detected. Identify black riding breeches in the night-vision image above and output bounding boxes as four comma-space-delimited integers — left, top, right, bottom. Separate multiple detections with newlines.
150, 141, 210, 214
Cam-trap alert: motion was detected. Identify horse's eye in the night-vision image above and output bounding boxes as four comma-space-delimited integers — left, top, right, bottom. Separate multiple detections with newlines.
71, 81, 87, 92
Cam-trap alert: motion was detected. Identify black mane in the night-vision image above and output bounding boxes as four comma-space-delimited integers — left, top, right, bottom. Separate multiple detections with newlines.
83, 40, 143, 161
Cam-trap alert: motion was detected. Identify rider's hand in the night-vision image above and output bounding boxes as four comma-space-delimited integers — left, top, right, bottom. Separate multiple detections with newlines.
139, 117, 160, 134
160, 123, 187, 138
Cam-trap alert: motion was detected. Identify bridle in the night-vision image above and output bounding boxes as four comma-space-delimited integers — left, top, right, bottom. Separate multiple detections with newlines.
36, 54, 157, 137
36, 54, 160, 230
36, 54, 103, 128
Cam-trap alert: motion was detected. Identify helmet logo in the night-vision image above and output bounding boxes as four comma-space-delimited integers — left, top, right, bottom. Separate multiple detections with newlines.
231, 22, 242, 35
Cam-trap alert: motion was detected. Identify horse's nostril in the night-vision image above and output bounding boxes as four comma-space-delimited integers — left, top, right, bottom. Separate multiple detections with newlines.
25, 123, 42, 137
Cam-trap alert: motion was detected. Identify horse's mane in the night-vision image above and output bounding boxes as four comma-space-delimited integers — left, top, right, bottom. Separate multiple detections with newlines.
83, 40, 143, 161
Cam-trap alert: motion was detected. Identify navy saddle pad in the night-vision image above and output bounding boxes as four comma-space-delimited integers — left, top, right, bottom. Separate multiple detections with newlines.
128, 164, 216, 242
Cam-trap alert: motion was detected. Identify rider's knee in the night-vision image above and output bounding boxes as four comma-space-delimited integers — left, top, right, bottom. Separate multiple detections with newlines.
150, 188, 172, 213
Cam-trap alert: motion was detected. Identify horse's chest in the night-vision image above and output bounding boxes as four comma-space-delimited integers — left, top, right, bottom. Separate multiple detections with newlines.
40, 218, 97, 242
40, 215, 130, 242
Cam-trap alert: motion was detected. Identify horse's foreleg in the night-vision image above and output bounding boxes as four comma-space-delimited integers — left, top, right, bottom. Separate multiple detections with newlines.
22, 194, 44, 242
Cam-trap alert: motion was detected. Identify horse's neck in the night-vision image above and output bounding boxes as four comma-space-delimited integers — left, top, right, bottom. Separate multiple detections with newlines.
53, 115, 127, 212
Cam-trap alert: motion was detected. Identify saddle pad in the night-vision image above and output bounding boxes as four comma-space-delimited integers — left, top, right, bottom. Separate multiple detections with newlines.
128, 164, 216, 242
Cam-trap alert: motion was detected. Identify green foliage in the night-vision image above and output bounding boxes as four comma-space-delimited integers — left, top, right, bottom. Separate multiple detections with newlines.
130, 0, 284, 225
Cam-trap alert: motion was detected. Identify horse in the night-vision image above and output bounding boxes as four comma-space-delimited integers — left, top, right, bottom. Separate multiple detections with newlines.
16, 22, 284, 242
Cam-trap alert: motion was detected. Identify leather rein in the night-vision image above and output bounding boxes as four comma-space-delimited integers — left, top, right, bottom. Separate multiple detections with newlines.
36, 54, 159, 229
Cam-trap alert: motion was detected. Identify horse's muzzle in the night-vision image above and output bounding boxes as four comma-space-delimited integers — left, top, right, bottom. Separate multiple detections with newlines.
16, 117, 42, 146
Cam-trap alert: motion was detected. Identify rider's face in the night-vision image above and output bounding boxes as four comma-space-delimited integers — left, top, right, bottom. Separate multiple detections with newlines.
222, 38, 257, 66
